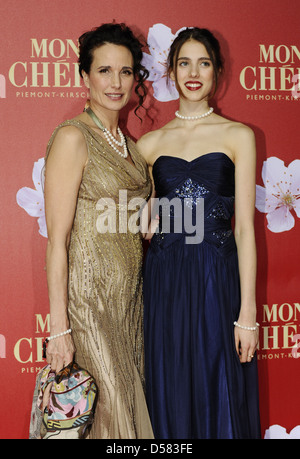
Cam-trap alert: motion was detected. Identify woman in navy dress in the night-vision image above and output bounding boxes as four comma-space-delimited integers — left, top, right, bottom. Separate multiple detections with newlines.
137, 28, 260, 439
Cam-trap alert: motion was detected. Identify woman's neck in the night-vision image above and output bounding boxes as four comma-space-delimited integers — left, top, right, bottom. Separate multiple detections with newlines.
178, 99, 210, 116
89, 101, 119, 136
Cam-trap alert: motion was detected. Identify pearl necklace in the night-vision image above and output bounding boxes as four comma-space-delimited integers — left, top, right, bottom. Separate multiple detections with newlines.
175, 107, 214, 121
102, 127, 128, 158
85, 107, 128, 158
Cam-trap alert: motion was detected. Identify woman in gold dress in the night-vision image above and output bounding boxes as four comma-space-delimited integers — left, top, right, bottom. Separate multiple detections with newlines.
43, 23, 153, 439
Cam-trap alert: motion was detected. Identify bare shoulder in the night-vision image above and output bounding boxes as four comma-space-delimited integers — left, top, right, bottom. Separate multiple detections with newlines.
51, 120, 87, 152
136, 127, 165, 163
47, 122, 88, 167
219, 118, 256, 163
225, 119, 255, 144
53, 122, 86, 146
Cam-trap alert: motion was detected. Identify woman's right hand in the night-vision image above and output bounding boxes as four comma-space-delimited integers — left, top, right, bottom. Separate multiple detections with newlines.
46, 333, 76, 373
144, 215, 160, 240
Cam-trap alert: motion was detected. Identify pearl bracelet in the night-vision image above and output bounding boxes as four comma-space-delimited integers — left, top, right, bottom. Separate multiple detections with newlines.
233, 321, 259, 331
47, 329, 72, 341
42, 329, 72, 358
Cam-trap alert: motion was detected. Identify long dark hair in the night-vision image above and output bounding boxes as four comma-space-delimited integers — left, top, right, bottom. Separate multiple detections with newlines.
78, 23, 149, 118
168, 27, 224, 97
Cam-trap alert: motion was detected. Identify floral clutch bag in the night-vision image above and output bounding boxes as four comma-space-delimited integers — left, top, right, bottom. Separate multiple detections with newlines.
29, 362, 97, 439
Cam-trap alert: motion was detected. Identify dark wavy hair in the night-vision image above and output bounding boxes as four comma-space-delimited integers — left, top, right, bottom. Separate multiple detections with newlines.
168, 27, 224, 98
78, 23, 149, 118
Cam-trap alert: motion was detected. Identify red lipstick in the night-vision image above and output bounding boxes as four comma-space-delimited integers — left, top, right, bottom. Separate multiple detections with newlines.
184, 81, 202, 91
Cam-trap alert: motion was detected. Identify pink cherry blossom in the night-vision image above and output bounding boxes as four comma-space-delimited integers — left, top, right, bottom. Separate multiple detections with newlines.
256, 156, 300, 233
142, 24, 187, 102
264, 424, 300, 439
16, 158, 47, 237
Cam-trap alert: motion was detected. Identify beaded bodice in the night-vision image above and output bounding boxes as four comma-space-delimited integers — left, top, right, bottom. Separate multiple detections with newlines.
150, 152, 236, 256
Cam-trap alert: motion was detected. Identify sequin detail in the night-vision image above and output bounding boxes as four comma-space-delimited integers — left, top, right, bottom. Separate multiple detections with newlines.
175, 178, 209, 208
212, 229, 233, 244
207, 202, 227, 220
153, 230, 165, 247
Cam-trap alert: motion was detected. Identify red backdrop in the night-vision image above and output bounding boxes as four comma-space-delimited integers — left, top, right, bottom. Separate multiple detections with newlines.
1, 0, 299, 439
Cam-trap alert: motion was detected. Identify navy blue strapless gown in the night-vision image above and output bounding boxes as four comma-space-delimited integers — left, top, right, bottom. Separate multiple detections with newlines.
143, 153, 260, 439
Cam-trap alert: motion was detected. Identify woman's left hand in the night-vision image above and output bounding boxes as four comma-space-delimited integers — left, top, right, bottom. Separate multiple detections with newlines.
234, 326, 259, 363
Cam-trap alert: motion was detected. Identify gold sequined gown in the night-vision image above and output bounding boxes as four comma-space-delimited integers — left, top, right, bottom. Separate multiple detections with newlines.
46, 119, 153, 439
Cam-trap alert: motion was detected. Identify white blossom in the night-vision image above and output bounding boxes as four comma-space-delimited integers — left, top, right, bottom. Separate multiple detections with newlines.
16, 158, 47, 237
256, 156, 300, 233
264, 424, 300, 439
142, 24, 188, 102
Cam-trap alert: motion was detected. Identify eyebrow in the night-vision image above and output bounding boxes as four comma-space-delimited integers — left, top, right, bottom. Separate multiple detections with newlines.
97, 65, 134, 70
177, 56, 211, 61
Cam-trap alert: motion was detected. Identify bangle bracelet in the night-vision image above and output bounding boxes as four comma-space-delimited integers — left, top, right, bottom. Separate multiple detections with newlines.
42, 329, 72, 359
233, 321, 259, 331
47, 329, 72, 341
